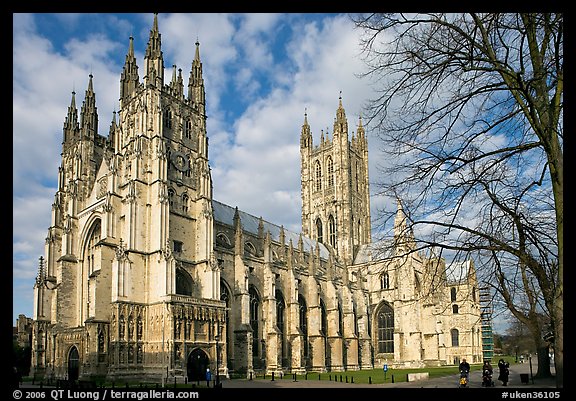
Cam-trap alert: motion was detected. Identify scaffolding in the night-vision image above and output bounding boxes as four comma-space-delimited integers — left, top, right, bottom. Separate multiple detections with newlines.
479, 286, 494, 362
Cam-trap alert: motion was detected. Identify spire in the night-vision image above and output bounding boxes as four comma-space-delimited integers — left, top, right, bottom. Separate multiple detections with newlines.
356, 114, 367, 151
144, 13, 164, 86
63, 90, 79, 146
258, 217, 265, 240
394, 197, 415, 253
233, 207, 244, 255
188, 40, 205, 106
300, 108, 312, 148
79, 74, 98, 139
108, 110, 117, 150
168, 66, 185, 98
120, 35, 140, 101
333, 91, 348, 139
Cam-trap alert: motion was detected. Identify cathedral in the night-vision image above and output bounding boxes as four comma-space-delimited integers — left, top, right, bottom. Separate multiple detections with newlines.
30, 14, 483, 383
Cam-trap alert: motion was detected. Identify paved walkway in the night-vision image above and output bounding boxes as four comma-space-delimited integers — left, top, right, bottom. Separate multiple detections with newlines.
16, 361, 559, 390
215, 361, 558, 389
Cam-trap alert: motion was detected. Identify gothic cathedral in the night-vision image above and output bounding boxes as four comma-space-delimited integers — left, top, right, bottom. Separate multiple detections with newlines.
31, 14, 483, 382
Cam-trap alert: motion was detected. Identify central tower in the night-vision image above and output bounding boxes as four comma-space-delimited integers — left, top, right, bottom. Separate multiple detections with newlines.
300, 96, 371, 265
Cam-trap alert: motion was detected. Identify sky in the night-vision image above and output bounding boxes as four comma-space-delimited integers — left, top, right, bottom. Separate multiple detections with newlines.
12, 12, 395, 326
11, 12, 515, 335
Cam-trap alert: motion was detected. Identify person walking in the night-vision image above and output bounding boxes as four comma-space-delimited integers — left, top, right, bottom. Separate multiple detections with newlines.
498, 359, 510, 386
205, 368, 212, 387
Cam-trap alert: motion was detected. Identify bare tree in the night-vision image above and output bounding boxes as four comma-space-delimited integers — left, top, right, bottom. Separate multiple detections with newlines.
351, 13, 562, 387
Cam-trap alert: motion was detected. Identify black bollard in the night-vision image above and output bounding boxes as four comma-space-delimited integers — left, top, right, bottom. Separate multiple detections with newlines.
369, 376, 372, 384
272, 372, 275, 381
351, 377, 354, 383
391, 374, 394, 383
250, 372, 253, 381
319, 373, 321, 380
340, 375, 343, 382
329, 375, 331, 381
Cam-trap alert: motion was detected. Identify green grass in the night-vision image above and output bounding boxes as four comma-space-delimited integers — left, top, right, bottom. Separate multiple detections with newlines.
244, 367, 460, 385
242, 362, 497, 385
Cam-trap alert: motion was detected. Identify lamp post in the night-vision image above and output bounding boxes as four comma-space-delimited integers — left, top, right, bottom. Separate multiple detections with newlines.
215, 334, 220, 386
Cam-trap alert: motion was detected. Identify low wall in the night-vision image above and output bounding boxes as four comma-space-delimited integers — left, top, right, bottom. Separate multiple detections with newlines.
406, 372, 429, 382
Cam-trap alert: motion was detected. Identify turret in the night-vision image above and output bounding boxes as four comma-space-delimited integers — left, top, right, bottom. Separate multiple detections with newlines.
120, 35, 140, 103
79, 74, 98, 140
300, 110, 312, 149
332, 93, 348, 142
188, 41, 206, 110
144, 13, 164, 87
62, 90, 79, 150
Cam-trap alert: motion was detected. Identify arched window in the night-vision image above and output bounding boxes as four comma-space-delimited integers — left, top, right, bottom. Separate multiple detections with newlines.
451, 328, 459, 346
221, 280, 231, 364
176, 268, 193, 296
182, 194, 189, 213
320, 299, 328, 336
328, 215, 336, 248
216, 233, 231, 248
315, 160, 322, 191
185, 118, 192, 139
353, 306, 359, 336
298, 295, 308, 358
327, 156, 334, 188
249, 285, 260, 357
451, 287, 457, 302
376, 302, 394, 354
168, 188, 175, 207
276, 290, 286, 363
452, 304, 459, 314
245, 242, 257, 257
338, 303, 344, 336
320, 298, 329, 364
316, 218, 323, 244
380, 272, 390, 290
85, 220, 101, 275
164, 108, 172, 129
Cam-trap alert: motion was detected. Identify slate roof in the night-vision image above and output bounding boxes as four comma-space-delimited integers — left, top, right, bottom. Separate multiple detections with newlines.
212, 199, 331, 260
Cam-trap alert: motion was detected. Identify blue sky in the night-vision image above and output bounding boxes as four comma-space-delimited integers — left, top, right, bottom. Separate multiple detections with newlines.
12, 12, 391, 326
13, 12, 515, 335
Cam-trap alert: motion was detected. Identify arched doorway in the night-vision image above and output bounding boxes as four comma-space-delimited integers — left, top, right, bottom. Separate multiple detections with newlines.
68, 346, 80, 381
187, 348, 209, 382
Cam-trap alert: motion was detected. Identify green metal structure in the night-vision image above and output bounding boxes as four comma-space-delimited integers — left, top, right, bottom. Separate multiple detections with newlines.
479, 286, 494, 362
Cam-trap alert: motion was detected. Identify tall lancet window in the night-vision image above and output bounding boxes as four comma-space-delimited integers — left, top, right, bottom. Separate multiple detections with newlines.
184, 118, 192, 139
164, 108, 172, 129
249, 285, 261, 357
276, 290, 286, 364
315, 160, 322, 191
328, 215, 336, 248
316, 218, 323, 244
85, 220, 101, 275
376, 302, 394, 354
327, 156, 334, 187
298, 295, 308, 358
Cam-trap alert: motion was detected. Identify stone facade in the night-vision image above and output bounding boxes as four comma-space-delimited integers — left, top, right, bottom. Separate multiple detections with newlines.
30, 14, 483, 382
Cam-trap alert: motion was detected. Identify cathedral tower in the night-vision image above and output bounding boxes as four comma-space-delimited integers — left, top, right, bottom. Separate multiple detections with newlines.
300, 95, 371, 265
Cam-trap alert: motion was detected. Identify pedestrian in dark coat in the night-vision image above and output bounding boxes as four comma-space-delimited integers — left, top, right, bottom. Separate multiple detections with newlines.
498, 359, 510, 386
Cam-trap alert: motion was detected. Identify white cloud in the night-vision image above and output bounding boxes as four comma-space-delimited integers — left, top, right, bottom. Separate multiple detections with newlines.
12, 13, 385, 324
